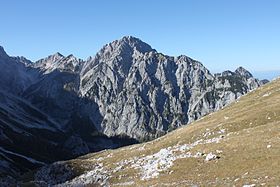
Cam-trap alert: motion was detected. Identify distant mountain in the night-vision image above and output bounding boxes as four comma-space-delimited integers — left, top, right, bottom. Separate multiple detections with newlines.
0, 36, 268, 183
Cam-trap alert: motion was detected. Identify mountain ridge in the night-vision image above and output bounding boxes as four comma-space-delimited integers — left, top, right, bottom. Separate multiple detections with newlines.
0, 37, 269, 184
0, 37, 267, 140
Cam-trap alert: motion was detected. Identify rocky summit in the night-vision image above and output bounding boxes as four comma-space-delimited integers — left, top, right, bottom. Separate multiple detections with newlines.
0, 36, 268, 183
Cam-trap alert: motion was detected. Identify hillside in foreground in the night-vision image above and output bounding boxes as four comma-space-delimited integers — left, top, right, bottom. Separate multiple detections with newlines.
21, 77, 280, 186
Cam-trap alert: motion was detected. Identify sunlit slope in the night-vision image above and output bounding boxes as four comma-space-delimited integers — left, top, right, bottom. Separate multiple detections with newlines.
32, 78, 280, 186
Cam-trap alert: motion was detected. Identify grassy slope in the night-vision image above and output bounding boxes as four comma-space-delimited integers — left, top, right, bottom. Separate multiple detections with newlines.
29, 78, 280, 186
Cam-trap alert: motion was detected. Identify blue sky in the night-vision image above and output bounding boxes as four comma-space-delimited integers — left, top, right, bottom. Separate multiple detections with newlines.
0, 0, 279, 77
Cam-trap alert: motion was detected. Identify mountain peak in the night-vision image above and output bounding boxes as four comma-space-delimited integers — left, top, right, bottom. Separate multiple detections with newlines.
95, 36, 155, 57
47, 52, 65, 60
65, 54, 75, 59
64, 54, 83, 64
36, 52, 64, 63
117, 35, 155, 53
119, 35, 144, 43
120, 35, 139, 40
12, 56, 33, 65
52, 52, 64, 59
235, 66, 253, 79
0, 45, 8, 58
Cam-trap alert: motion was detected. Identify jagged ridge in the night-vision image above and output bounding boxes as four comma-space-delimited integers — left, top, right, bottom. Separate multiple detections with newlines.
0, 37, 268, 183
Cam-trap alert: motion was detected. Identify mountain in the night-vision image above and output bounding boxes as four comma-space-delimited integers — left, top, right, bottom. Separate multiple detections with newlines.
28, 77, 280, 186
0, 47, 38, 94
79, 36, 265, 141
33, 53, 83, 73
0, 46, 138, 182
0, 36, 268, 183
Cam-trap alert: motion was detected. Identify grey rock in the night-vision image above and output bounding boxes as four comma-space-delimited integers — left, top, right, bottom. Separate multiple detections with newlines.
235, 66, 253, 79
80, 37, 264, 141
260, 79, 269, 85
0, 48, 38, 94
33, 52, 84, 73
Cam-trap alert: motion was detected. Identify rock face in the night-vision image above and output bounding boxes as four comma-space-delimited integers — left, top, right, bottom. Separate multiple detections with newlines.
79, 36, 265, 141
0, 47, 38, 94
0, 36, 267, 180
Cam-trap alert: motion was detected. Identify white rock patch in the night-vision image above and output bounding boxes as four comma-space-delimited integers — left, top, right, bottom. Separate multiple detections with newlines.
262, 92, 271, 97
205, 152, 218, 161
112, 181, 135, 186
131, 136, 223, 180
243, 184, 256, 187
59, 163, 109, 187
58, 133, 226, 185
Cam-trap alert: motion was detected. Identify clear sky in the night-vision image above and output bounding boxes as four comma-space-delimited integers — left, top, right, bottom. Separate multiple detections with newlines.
0, 0, 279, 75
